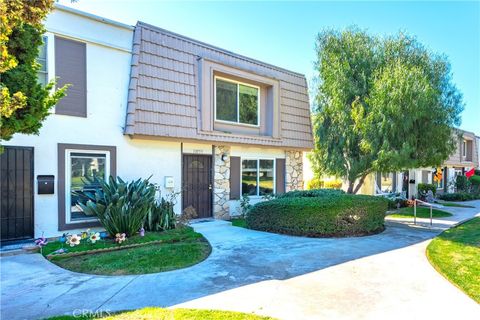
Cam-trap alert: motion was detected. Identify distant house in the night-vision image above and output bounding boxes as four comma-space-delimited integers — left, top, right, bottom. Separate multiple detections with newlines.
358, 128, 479, 198
0, 5, 313, 241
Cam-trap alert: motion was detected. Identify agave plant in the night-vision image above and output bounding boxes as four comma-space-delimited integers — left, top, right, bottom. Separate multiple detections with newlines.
78, 176, 156, 237
145, 192, 178, 231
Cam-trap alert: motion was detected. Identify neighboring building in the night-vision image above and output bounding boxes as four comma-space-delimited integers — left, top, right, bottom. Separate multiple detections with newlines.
361, 128, 479, 198
0, 5, 313, 241
303, 130, 479, 199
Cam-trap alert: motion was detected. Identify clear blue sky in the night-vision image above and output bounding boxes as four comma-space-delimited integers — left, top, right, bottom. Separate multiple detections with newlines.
59, 0, 480, 134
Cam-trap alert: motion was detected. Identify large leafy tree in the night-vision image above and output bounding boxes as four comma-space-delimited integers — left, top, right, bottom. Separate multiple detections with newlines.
310, 27, 463, 193
0, 0, 66, 142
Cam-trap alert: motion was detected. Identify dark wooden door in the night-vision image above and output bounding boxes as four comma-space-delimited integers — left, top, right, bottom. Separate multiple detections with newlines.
182, 154, 212, 218
1, 146, 34, 242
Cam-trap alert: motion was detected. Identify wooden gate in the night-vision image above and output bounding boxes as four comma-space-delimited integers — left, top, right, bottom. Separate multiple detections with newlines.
0, 146, 34, 242
182, 154, 212, 218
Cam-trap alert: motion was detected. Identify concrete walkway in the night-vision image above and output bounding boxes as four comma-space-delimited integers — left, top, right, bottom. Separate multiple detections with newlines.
1, 202, 479, 320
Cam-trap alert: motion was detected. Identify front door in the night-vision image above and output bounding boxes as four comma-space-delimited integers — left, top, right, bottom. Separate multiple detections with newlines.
1, 146, 34, 243
182, 154, 213, 218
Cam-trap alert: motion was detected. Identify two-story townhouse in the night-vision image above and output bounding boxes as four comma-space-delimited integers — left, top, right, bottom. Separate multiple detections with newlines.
0, 5, 313, 242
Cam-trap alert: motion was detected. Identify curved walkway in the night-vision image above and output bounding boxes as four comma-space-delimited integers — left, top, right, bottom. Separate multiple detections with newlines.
1, 202, 479, 320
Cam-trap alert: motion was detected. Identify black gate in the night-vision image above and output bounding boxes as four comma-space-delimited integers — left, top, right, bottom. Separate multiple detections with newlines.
1, 146, 34, 242
182, 154, 213, 218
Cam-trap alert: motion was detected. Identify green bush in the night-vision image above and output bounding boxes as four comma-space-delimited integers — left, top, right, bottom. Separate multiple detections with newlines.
78, 176, 156, 237
455, 175, 470, 192
418, 183, 437, 196
276, 188, 345, 199
438, 192, 480, 201
306, 178, 324, 189
246, 194, 387, 237
470, 175, 480, 185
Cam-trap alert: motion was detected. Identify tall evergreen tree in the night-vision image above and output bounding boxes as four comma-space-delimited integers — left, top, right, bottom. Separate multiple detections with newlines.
310, 28, 463, 193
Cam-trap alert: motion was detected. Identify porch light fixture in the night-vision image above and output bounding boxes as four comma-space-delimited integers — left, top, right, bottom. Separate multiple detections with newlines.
221, 153, 228, 162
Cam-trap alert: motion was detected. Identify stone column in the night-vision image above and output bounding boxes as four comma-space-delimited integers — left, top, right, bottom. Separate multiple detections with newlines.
285, 150, 304, 192
213, 145, 231, 219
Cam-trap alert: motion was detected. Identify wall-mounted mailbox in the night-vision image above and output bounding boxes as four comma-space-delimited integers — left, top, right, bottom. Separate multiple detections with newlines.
37, 175, 54, 194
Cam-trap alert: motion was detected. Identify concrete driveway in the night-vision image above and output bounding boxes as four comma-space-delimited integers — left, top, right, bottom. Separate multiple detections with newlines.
1, 202, 479, 320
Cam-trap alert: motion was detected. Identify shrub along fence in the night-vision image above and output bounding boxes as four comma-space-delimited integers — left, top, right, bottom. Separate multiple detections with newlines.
246, 190, 387, 237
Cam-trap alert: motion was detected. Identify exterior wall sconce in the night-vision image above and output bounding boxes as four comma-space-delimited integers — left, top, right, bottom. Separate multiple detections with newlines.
221, 153, 228, 162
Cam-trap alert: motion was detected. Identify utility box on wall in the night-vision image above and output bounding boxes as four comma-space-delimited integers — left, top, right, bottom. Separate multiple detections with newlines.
164, 176, 174, 189
37, 175, 54, 194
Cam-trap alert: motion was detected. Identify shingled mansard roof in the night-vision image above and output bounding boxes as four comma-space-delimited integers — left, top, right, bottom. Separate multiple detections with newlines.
125, 22, 314, 149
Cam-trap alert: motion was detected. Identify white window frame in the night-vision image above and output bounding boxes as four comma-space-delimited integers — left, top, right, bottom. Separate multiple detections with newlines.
240, 158, 276, 198
463, 140, 467, 158
65, 149, 110, 224
214, 76, 261, 128
37, 36, 48, 86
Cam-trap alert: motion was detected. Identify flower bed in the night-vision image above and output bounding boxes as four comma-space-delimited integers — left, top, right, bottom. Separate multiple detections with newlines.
42, 227, 211, 275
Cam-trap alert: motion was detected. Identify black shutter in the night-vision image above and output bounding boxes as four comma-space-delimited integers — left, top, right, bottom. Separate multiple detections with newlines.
276, 158, 286, 194
230, 156, 240, 199
392, 172, 397, 192
55, 36, 87, 117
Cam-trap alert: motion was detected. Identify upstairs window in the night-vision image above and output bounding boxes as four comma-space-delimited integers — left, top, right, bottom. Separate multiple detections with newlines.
463, 140, 466, 157
215, 77, 259, 126
37, 36, 48, 86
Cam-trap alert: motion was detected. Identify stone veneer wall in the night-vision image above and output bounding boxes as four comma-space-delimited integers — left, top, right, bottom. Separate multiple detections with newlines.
285, 150, 304, 192
213, 145, 231, 219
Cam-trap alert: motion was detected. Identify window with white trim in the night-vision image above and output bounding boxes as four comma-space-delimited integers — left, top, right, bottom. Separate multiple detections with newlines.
462, 140, 467, 157
37, 36, 48, 86
215, 77, 259, 126
241, 159, 274, 196
66, 150, 110, 222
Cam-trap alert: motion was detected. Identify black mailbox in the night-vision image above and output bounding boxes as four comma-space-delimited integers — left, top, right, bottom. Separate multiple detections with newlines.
37, 175, 54, 194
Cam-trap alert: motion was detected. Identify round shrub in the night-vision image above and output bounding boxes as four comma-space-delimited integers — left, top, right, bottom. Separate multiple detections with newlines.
246, 194, 387, 237
276, 188, 345, 199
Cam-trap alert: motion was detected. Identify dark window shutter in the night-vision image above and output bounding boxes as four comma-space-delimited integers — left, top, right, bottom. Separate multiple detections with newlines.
376, 172, 382, 190
443, 167, 448, 189
392, 172, 397, 192
230, 156, 240, 199
55, 36, 87, 117
275, 158, 286, 194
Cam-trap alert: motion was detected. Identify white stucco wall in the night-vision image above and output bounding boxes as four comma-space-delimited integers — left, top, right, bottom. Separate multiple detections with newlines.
2, 9, 185, 238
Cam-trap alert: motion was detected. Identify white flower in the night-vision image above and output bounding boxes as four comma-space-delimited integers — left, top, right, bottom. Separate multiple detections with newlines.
66, 234, 81, 247
89, 232, 100, 244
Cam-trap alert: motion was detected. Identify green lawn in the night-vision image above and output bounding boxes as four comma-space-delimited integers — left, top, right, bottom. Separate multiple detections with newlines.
46, 307, 274, 320
426, 218, 480, 303
46, 227, 211, 275
388, 206, 452, 218
438, 202, 475, 208
231, 218, 247, 228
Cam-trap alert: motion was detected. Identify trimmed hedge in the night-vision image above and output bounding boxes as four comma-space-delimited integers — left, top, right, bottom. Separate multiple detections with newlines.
246, 194, 387, 237
438, 192, 480, 201
276, 188, 345, 199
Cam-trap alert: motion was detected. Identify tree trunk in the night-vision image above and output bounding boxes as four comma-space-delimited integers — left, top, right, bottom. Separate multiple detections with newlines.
347, 180, 355, 194
352, 174, 368, 194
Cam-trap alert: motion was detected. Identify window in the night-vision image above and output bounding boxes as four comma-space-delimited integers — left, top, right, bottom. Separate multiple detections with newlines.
376, 172, 393, 193
215, 77, 259, 126
463, 140, 467, 157
37, 36, 48, 86
66, 150, 110, 222
241, 159, 274, 196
